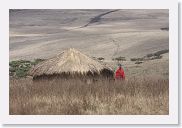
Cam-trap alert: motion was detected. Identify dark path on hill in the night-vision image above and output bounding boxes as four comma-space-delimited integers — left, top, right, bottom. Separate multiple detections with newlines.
81, 9, 120, 28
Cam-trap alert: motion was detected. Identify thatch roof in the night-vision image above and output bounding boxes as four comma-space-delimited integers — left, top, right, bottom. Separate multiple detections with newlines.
29, 48, 113, 78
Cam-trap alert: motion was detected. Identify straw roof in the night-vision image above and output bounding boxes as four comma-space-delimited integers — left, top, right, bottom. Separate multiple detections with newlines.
29, 48, 113, 78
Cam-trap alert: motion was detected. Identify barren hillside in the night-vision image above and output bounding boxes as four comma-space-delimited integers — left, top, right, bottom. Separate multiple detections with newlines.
9, 9, 168, 61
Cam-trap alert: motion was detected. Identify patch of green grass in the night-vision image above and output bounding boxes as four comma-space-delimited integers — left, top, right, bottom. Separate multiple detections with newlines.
9, 59, 45, 78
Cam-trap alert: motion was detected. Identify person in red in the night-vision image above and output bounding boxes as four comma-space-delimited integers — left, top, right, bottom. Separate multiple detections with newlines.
115, 64, 125, 80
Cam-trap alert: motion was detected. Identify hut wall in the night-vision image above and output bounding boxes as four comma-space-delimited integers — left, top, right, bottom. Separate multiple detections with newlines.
32, 69, 114, 81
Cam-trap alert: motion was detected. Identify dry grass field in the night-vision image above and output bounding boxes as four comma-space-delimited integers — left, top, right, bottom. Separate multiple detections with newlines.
9, 9, 169, 115
10, 77, 168, 115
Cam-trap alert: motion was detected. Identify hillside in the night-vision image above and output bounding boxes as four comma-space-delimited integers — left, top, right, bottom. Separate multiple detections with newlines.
9, 9, 168, 61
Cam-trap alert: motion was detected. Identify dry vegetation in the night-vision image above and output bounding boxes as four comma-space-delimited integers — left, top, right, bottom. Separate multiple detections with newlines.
10, 77, 168, 115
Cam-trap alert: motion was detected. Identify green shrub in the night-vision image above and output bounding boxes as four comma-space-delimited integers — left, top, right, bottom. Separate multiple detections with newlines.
15, 68, 29, 77
113, 56, 126, 61
130, 58, 143, 61
154, 49, 169, 56
135, 61, 143, 64
97, 57, 104, 61
9, 60, 31, 68
146, 53, 154, 58
151, 55, 162, 60
9, 59, 45, 78
130, 49, 168, 63
130, 58, 137, 61
160, 27, 169, 31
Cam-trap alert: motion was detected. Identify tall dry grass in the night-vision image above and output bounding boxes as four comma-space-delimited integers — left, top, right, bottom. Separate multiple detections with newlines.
9, 77, 168, 115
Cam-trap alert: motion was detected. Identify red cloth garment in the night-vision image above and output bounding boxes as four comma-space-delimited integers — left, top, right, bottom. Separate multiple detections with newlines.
115, 67, 125, 80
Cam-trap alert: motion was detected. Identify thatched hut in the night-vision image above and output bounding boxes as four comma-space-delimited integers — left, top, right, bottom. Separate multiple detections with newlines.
29, 48, 114, 80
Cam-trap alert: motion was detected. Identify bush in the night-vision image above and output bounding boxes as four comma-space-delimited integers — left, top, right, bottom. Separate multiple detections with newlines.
9, 60, 31, 68
130, 58, 143, 61
135, 61, 143, 64
9, 59, 45, 78
133, 49, 169, 62
146, 53, 154, 58
160, 27, 169, 31
153, 49, 169, 57
113, 56, 126, 61
15, 68, 29, 77
97, 57, 104, 61
151, 55, 162, 60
